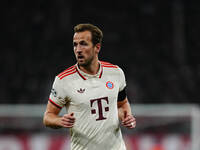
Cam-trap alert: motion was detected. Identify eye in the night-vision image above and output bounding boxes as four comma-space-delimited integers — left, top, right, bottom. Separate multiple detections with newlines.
80, 41, 88, 46
73, 42, 77, 47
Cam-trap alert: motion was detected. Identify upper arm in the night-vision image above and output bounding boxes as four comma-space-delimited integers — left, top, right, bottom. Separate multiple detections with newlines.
45, 101, 61, 116
117, 67, 127, 107
49, 76, 67, 109
118, 67, 126, 92
117, 97, 128, 108
43, 101, 62, 128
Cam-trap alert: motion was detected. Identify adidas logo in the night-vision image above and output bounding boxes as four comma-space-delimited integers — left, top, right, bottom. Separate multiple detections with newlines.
77, 88, 85, 93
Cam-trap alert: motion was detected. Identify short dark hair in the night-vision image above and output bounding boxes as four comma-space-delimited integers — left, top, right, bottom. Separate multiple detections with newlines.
74, 23, 103, 45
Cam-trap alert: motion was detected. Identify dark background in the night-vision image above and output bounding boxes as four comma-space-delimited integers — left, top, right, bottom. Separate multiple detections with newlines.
1, 0, 200, 105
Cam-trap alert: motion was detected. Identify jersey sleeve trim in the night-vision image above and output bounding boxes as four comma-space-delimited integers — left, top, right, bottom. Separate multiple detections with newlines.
49, 98, 62, 109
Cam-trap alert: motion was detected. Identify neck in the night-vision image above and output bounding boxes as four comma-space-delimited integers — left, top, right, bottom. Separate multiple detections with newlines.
79, 59, 100, 75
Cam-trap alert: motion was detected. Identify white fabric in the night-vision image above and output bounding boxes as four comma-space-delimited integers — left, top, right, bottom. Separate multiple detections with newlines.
49, 62, 127, 150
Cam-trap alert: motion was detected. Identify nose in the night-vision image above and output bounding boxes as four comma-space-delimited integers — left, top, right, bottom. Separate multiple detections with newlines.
75, 44, 82, 53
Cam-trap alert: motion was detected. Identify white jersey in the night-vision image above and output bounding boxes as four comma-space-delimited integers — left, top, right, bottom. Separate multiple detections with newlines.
49, 61, 127, 150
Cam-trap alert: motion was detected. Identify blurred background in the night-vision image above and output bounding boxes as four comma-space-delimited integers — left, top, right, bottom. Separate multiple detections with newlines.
1, 0, 200, 150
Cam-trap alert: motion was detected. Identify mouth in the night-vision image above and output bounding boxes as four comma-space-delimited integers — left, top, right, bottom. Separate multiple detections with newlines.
77, 55, 84, 60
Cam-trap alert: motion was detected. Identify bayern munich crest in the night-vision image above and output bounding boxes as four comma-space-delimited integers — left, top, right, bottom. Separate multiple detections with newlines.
106, 81, 114, 89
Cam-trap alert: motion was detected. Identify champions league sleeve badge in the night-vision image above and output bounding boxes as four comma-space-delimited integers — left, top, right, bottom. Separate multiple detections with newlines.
106, 81, 114, 89
51, 88, 57, 97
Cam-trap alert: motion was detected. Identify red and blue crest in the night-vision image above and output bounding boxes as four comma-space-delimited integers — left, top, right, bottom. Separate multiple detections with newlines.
106, 81, 114, 89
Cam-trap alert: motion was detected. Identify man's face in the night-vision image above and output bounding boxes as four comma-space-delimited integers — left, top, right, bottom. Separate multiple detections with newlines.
73, 31, 100, 66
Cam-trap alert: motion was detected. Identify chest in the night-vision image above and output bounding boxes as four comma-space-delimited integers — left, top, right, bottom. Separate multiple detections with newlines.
64, 77, 119, 107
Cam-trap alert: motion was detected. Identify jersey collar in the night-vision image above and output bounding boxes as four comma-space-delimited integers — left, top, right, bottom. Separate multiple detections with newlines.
75, 62, 103, 80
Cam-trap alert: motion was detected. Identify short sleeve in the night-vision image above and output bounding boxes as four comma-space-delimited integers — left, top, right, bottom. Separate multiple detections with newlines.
49, 76, 67, 108
118, 67, 127, 92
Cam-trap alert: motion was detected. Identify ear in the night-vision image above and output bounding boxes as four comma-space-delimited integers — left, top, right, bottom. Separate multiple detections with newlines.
95, 43, 101, 53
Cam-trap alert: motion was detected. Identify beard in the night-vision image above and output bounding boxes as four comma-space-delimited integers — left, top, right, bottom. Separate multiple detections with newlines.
77, 54, 94, 67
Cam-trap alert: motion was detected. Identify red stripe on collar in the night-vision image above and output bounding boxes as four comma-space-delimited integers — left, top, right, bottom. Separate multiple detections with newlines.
76, 67, 87, 80
99, 67, 103, 78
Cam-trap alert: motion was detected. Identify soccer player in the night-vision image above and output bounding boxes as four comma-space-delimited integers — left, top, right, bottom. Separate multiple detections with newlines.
43, 23, 136, 150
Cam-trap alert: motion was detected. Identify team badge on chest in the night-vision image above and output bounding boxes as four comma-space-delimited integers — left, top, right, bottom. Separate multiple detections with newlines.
106, 81, 114, 89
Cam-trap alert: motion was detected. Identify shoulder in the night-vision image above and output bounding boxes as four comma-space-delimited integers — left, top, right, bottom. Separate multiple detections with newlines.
56, 65, 77, 80
100, 61, 118, 68
100, 61, 124, 73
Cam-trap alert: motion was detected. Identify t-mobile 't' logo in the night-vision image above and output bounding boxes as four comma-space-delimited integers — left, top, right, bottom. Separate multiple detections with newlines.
90, 97, 109, 121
